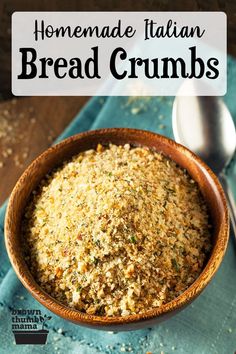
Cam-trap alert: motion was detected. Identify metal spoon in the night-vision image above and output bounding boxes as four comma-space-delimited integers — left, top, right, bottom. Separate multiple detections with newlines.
172, 92, 236, 236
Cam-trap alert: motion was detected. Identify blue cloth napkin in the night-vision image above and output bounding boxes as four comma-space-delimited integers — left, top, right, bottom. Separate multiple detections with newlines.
1, 57, 236, 354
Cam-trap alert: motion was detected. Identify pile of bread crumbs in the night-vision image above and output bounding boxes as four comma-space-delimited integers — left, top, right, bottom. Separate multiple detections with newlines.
23, 144, 211, 316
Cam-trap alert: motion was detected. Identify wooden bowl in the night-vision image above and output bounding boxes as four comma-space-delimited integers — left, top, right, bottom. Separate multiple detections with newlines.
5, 128, 229, 331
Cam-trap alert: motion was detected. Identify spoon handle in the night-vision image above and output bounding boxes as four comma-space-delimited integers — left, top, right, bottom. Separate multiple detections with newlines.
219, 173, 236, 237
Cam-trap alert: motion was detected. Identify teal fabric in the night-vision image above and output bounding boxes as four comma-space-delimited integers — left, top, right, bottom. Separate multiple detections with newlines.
1, 58, 236, 354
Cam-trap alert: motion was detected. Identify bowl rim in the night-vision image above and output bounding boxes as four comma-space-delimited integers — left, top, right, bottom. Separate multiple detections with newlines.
5, 128, 229, 326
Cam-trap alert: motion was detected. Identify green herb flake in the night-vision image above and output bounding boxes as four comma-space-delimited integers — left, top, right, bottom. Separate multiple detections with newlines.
81, 275, 87, 282
94, 239, 101, 247
93, 257, 99, 266
171, 258, 179, 271
96, 305, 105, 315
165, 187, 176, 194
129, 235, 137, 244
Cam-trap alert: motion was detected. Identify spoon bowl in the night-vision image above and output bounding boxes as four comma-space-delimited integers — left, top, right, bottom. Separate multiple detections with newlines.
172, 95, 236, 175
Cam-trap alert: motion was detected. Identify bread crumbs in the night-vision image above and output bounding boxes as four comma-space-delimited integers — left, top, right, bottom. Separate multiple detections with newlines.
23, 144, 212, 316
